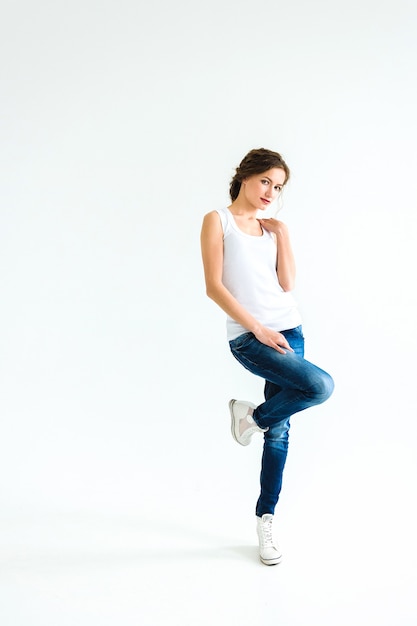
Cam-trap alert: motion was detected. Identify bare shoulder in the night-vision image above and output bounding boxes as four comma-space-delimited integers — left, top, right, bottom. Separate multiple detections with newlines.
202, 209, 221, 223
201, 210, 222, 234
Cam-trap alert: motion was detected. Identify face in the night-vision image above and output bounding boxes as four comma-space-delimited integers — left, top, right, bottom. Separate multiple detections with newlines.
242, 167, 286, 210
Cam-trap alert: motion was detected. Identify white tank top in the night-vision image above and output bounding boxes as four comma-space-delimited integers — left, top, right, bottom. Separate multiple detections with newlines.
216, 207, 302, 340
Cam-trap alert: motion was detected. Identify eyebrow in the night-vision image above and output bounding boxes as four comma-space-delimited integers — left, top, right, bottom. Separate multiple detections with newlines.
263, 176, 283, 186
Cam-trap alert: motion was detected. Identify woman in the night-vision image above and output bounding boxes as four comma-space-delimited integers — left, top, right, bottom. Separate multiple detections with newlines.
200, 148, 334, 566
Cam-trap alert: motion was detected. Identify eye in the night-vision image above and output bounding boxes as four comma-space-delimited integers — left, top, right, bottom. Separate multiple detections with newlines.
261, 179, 269, 185
275, 186, 283, 192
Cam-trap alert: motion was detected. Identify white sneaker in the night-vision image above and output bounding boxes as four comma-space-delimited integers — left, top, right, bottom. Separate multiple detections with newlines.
229, 399, 268, 446
256, 514, 282, 565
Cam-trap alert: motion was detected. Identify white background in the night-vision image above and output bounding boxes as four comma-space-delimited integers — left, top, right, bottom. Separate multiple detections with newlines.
1, 0, 417, 624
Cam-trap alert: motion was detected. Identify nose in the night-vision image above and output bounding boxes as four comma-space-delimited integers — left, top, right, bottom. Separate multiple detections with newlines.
267, 187, 280, 199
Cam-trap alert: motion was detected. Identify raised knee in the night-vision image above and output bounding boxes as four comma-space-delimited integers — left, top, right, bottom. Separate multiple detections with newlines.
311, 373, 334, 404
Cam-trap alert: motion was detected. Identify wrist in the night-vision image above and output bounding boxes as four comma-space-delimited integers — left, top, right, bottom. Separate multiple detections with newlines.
275, 226, 288, 238
249, 322, 263, 336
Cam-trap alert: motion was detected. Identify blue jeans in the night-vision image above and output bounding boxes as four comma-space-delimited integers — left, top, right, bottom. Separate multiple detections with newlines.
229, 326, 334, 517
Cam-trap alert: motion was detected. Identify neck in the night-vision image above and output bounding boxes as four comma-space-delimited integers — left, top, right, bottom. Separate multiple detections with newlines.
229, 198, 258, 217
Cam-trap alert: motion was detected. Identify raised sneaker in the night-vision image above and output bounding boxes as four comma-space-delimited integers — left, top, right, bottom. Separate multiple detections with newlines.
256, 514, 282, 566
229, 399, 268, 446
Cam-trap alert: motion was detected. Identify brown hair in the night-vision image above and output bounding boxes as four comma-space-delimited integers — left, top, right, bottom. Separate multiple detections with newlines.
229, 148, 290, 201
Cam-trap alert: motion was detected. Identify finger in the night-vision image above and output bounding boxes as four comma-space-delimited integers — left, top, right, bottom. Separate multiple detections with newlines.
271, 342, 287, 354
277, 339, 294, 352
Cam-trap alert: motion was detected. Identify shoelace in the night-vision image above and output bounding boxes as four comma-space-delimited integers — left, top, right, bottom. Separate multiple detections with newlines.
260, 520, 274, 547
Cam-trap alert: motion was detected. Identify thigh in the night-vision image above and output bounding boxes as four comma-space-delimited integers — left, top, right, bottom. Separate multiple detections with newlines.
230, 328, 326, 392
264, 326, 305, 399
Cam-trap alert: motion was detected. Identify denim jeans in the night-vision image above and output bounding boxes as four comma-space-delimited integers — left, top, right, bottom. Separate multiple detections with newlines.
229, 326, 334, 517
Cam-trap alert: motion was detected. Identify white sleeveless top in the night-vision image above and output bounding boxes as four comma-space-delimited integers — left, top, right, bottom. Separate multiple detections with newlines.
216, 207, 302, 340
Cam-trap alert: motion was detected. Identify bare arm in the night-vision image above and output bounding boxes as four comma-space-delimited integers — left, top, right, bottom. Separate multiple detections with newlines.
258, 218, 296, 291
200, 211, 293, 353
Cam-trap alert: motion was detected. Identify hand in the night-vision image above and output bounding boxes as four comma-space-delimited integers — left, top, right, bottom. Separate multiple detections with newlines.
253, 326, 294, 354
257, 218, 288, 236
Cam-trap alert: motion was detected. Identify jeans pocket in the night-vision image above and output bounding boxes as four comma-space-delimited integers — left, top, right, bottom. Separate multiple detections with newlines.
294, 325, 304, 340
282, 325, 304, 357
229, 332, 254, 352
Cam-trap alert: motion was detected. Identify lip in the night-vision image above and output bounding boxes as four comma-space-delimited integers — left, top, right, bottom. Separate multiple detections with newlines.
261, 198, 271, 205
